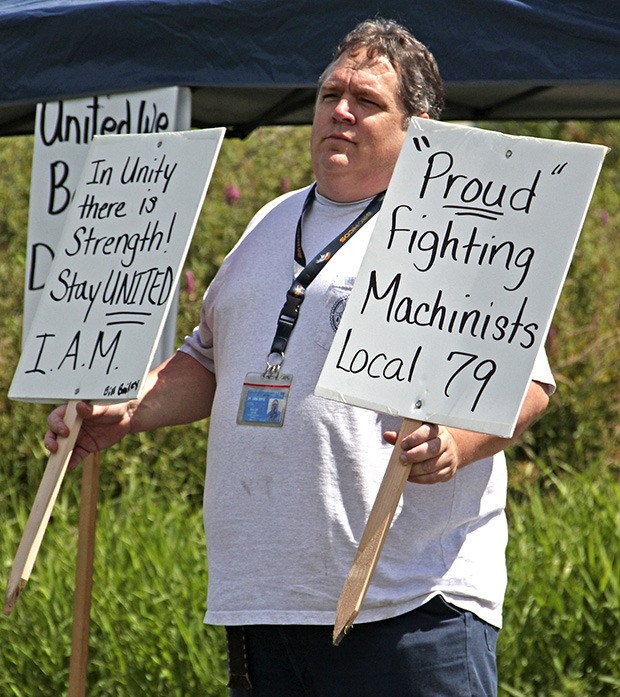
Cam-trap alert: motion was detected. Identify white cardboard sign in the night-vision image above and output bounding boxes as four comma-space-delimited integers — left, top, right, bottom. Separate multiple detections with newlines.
23, 87, 191, 350
10, 128, 225, 403
315, 119, 607, 437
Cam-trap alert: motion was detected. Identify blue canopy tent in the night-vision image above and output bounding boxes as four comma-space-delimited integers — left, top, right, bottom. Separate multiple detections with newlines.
0, 0, 618, 137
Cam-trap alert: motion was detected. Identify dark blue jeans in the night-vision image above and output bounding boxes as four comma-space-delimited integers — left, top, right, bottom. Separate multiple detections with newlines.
228, 595, 498, 696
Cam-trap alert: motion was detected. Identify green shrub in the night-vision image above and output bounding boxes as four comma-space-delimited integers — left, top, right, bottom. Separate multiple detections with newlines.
484, 121, 620, 473
2, 461, 617, 695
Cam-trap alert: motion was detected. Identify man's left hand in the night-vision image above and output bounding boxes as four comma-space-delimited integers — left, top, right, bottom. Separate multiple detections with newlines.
383, 423, 460, 484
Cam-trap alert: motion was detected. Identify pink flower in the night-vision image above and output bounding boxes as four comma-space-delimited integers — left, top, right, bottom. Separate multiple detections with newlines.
281, 177, 290, 194
225, 184, 241, 205
546, 325, 558, 356
601, 210, 609, 225
185, 270, 195, 296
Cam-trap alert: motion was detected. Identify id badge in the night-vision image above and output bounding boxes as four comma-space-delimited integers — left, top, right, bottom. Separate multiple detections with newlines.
237, 372, 292, 427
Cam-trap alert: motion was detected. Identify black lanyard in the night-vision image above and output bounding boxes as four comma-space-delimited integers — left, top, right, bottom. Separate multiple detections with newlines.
267, 185, 385, 365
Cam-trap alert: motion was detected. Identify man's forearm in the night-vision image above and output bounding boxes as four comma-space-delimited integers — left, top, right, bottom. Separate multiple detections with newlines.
449, 380, 550, 469
129, 351, 216, 433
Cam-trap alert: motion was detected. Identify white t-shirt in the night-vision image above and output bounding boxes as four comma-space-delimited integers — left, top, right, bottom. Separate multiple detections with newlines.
181, 186, 555, 629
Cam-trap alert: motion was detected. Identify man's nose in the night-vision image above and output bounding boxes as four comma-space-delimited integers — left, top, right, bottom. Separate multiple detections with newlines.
333, 98, 355, 122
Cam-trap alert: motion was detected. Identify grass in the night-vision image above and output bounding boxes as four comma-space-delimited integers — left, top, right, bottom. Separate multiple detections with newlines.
1, 470, 228, 696
499, 463, 620, 696
1, 459, 617, 695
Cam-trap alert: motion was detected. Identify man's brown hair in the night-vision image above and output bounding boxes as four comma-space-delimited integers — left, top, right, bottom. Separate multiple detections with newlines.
322, 17, 445, 122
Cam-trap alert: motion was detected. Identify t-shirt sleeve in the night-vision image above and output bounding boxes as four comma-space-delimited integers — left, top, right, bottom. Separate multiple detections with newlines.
530, 345, 556, 395
178, 248, 231, 374
178, 290, 216, 373
177, 188, 310, 375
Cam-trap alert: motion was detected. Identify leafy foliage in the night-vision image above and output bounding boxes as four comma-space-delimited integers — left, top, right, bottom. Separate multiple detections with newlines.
483, 121, 620, 474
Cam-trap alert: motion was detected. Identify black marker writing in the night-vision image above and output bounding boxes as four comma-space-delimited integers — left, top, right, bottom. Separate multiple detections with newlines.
336, 326, 422, 383
360, 270, 538, 349
419, 151, 540, 216
49, 269, 102, 322
444, 352, 497, 412
386, 210, 534, 292
39, 97, 170, 147
77, 193, 127, 220
101, 266, 174, 307
48, 160, 73, 215
86, 159, 113, 186
25, 333, 56, 374
65, 214, 176, 268
120, 154, 178, 193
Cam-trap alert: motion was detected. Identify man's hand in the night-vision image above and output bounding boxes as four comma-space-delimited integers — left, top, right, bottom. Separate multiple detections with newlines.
383, 423, 460, 484
384, 380, 550, 485
45, 400, 134, 469
43, 352, 217, 470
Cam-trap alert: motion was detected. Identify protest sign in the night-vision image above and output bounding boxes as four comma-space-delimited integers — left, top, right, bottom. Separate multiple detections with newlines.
9, 128, 225, 403
317, 119, 607, 643
23, 87, 191, 362
316, 118, 608, 438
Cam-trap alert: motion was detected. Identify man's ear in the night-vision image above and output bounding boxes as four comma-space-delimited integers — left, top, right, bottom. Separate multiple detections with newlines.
403, 111, 430, 129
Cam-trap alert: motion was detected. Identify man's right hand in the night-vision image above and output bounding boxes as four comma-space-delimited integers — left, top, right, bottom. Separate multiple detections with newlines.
45, 399, 135, 469
44, 352, 217, 469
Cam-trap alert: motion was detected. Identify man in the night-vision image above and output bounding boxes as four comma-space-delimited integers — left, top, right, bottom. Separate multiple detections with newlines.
46, 18, 553, 696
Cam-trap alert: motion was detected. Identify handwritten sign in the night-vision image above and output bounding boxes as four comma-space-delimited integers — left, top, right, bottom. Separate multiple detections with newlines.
9, 128, 225, 403
23, 87, 191, 361
316, 118, 607, 437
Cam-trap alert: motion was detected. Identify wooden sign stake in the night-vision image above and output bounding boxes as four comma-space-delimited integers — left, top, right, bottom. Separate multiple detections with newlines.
3, 400, 82, 614
68, 451, 101, 697
333, 417, 420, 645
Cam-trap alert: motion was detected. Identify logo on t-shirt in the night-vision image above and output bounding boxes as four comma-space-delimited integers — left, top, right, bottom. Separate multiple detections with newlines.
329, 297, 347, 332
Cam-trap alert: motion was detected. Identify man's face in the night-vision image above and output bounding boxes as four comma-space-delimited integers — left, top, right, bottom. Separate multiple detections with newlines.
310, 49, 409, 202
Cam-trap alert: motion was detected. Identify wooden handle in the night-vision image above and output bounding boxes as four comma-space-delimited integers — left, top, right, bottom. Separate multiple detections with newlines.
68, 452, 101, 697
333, 417, 421, 645
4, 400, 82, 614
